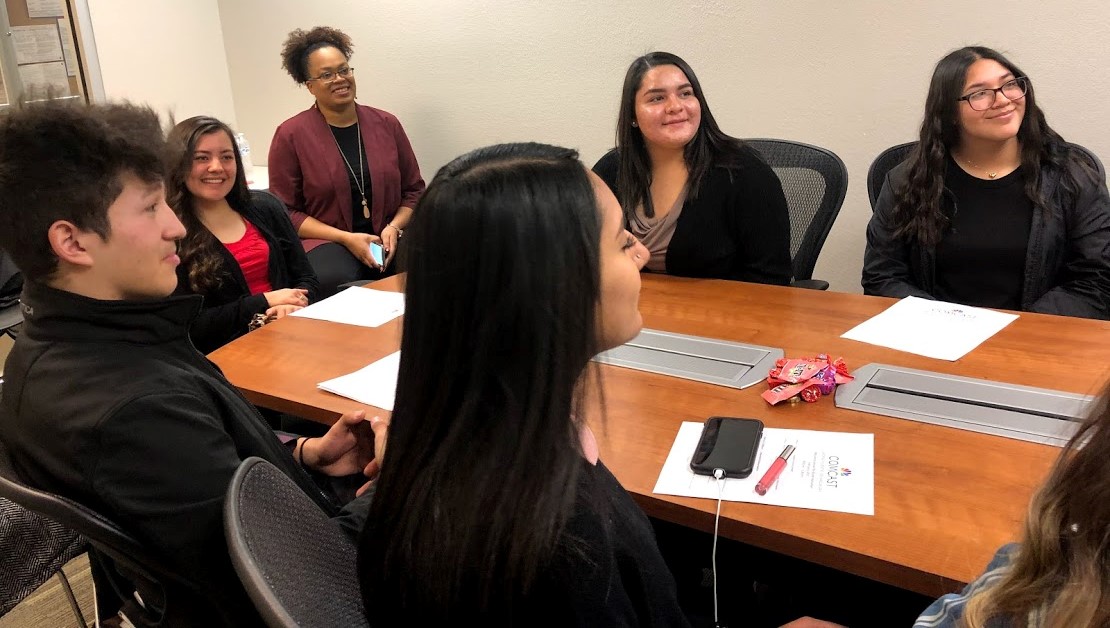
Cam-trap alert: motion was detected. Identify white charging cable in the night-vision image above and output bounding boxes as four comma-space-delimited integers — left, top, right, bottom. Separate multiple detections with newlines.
712, 468, 726, 628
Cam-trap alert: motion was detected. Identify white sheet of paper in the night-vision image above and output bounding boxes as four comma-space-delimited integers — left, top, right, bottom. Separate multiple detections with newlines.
317, 351, 400, 411
26, 0, 65, 18
18, 61, 69, 95
840, 296, 1018, 361
57, 19, 79, 77
12, 25, 64, 64
290, 287, 404, 328
654, 422, 874, 516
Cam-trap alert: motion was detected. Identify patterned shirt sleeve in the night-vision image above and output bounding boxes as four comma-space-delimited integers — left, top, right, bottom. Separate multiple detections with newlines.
913, 544, 1019, 628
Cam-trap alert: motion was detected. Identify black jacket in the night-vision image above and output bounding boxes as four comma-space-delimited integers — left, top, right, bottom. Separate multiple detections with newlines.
175, 190, 319, 353
593, 148, 792, 285
863, 155, 1110, 319
0, 282, 367, 625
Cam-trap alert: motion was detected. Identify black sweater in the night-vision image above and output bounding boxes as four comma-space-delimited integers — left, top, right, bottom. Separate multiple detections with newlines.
174, 190, 319, 353
593, 147, 792, 285
361, 460, 691, 626
864, 150, 1110, 319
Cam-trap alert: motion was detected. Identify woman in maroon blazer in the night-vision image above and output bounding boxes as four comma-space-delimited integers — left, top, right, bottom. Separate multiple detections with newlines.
269, 26, 425, 296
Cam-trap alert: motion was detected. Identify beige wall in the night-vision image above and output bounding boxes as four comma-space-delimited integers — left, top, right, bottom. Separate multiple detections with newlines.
148, 2, 1110, 292
85, 0, 238, 127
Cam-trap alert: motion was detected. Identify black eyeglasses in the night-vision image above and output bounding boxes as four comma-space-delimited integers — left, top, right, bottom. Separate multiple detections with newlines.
957, 77, 1028, 111
306, 66, 354, 84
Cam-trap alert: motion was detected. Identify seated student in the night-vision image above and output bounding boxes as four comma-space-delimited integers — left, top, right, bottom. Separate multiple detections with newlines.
863, 46, 1110, 319
915, 379, 1110, 627
593, 51, 792, 285
268, 26, 426, 297
357, 142, 838, 628
168, 115, 319, 353
0, 101, 385, 626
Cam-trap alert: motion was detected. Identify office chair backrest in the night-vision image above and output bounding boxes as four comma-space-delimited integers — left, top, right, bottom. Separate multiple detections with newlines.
0, 303, 22, 340
0, 438, 212, 625
0, 497, 86, 616
225, 457, 368, 628
745, 139, 848, 286
867, 141, 916, 210
0, 248, 22, 339
867, 141, 1106, 211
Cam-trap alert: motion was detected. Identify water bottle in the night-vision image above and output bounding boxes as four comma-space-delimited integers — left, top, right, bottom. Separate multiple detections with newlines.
236, 132, 254, 178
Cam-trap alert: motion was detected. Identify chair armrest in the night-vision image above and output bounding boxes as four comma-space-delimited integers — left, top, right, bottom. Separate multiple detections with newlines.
790, 279, 829, 291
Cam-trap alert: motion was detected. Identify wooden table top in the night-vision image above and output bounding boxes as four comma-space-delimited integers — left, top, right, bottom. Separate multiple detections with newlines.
208, 274, 1110, 597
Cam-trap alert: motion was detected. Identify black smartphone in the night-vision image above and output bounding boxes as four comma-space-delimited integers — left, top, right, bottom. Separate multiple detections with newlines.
689, 417, 765, 479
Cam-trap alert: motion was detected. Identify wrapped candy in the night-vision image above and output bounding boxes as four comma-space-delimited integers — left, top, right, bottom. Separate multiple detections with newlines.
762, 354, 853, 406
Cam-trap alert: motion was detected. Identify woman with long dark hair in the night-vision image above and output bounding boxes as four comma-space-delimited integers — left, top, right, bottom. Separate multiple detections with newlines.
358, 142, 674, 624
593, 51, 792, 284
168, 116, 318, 353
914, 379, 1110, 627
357, 143, 843, 627
864, 46, 1110, 319
269, 26, 425, 297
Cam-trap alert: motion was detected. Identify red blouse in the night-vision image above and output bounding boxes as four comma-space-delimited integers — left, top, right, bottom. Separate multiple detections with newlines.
223, 220, 273, 295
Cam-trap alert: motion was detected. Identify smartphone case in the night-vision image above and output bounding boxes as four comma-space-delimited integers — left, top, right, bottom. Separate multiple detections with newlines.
689, 416, 765, 479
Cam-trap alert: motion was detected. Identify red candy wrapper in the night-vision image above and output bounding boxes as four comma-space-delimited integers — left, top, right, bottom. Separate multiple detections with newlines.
761, 382, 810, 405
776, 359, 821, 384
763, 354, 852, 405
799, 385, 822, 403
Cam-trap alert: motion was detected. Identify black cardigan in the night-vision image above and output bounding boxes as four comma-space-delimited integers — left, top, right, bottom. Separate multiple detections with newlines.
175, 190, 319, 352
593, 147, 792, 285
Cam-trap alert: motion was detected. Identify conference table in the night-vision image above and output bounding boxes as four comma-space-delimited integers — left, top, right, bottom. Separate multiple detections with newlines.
208, 274, 1110, 598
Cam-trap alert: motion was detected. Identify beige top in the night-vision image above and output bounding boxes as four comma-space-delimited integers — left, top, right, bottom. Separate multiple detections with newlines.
629, 187, 687, 273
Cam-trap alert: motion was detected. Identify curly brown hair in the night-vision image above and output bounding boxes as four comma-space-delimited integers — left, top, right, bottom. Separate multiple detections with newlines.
280, 26, 354, 83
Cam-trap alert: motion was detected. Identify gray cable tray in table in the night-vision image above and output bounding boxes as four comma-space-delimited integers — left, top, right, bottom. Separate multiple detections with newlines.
835, 363, 1094, 447
593, 328, 783, 390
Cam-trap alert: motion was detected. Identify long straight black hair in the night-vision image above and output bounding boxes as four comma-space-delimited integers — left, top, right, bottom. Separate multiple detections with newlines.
891, 46, 1091, 246
615, 51, 750, 220
358, 143, 603, 624
165, 116, 252, 293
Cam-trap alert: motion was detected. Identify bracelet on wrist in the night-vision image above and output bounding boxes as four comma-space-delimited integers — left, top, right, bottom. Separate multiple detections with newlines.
297, 437, 311, 467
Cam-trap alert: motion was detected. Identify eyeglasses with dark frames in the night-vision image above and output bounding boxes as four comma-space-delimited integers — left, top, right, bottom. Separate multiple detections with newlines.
957, 77, 1028, 111
306, 66, 354, 85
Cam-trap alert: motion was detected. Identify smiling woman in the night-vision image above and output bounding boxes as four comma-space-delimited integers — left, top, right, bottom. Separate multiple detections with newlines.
167, 116, 319, 353
863, 46, 1110, 320
267, 26, 425, 297
592, 51, 793, 285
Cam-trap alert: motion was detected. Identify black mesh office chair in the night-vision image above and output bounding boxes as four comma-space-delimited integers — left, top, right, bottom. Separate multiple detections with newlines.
0, 248, 21, 339
866, 141, 916, 210
0, 498, 87, 624
745, 139, 848, 290
225, 457, 368, 628
0, 439, 222, 626
867, 141, 1106, 210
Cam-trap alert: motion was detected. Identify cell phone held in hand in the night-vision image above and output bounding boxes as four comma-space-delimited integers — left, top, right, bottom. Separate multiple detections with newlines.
369, 242, 385, 266
690, 417, 765, 479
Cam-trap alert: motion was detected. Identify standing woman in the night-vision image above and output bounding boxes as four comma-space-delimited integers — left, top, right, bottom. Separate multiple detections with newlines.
269, 26, 425, 296
864, 46, 1110, 319
593, 51, 792, 285
168, 116, 318, 353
